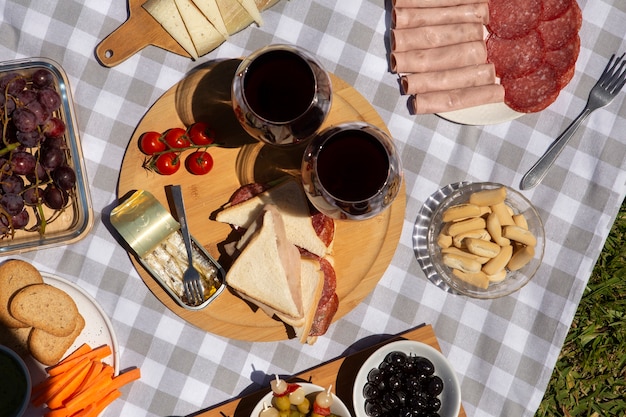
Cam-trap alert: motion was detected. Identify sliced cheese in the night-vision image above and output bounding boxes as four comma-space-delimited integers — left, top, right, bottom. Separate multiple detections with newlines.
143, 0, 198, 59
174, 0, 225, 56
192, 0, 229, 39
237, 0, 263, 26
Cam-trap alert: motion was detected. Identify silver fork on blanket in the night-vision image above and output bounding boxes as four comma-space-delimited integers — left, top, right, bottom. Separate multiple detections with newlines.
520, 53, 626, 190
170, 185, 204, 306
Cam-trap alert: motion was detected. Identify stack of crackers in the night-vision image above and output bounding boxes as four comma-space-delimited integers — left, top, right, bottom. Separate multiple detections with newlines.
0, 260, 84, 366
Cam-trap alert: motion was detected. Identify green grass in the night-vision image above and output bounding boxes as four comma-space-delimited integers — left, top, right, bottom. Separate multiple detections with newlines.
536, 199, 626, 417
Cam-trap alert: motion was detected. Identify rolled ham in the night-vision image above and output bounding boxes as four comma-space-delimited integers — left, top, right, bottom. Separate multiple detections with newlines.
393, 4, 489, 29
393, 0, 487, 7
391, 40, 487, 74
411, 84, 505, 114
392, 23, 484, 52
401, 63, 497, 95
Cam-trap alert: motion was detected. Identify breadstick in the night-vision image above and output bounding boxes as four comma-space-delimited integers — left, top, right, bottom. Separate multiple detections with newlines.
452, 228, 490, 248
468, 187, 506, 206
442, 203, 482, 222
513, 213, 529, 230
481, 244, 513, 276
465, 238, 501, 258
502, 225, 537, 246
447, 217, 486, 236
486, 269, 507, 283
491, 201, 515, 226
452, 269, 489, 289
486, 212, 510, 246
442, 253, 482, 273
507, 245, 535, 271
442, 246, 490, 264
437, 233, 452, 248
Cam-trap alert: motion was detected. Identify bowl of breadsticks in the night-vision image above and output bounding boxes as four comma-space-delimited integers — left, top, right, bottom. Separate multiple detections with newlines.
427, 182, 545, 298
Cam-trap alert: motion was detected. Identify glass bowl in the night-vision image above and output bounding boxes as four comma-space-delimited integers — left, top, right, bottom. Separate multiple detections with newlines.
427, 182, 545, 298
353, 340, 461, 417
0, 58, 93, 254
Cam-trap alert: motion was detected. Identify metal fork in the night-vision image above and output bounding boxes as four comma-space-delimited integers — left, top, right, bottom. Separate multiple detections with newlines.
520, 53, 626, 190
170, 185, 204, 306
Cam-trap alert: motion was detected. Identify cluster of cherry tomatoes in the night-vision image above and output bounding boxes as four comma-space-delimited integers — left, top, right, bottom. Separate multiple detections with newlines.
139, 121, 217, 175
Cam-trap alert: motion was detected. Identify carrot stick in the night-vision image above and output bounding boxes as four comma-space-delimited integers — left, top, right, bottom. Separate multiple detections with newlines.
63, 366, 114, 414
85, 389, 121, 417
32, 358, 90, 407
69, 403, 94, 417
72, 361, 103, 396
47, 359, 92, 409
109, 367, 141, 392
47, 345, 111, 377
44, 406, 71, 417
55, 343, 92, 367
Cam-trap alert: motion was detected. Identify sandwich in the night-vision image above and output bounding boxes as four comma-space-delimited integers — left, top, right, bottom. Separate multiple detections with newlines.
219, 179, 338, 343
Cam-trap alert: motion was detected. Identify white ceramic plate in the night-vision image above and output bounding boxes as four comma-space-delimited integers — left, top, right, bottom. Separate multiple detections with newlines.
250, 382, 351, 417
437, 101, 523, 125
8, 272, 120, 417
353, 340, 461, 417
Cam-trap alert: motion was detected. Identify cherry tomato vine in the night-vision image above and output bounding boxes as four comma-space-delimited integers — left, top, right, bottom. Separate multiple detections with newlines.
139, 122, 218, 176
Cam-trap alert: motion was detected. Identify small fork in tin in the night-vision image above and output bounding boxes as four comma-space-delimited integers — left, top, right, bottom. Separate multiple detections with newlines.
170, 185, 204, 306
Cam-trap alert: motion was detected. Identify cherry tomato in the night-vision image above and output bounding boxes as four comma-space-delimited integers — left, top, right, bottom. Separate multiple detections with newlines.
163, 127, 190, 149
139, 131, 165, 155
185, 151, 213, 175
187, 122, 215, 146
154, 152, 180, 175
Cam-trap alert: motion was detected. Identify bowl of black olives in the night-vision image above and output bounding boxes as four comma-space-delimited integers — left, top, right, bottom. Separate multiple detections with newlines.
353, 340, 461, 417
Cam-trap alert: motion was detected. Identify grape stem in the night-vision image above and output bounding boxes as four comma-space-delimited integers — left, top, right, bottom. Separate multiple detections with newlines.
0, 142, 21, 156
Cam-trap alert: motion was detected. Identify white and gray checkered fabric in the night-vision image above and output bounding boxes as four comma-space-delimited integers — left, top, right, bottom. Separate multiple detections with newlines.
1, 0, 625, 416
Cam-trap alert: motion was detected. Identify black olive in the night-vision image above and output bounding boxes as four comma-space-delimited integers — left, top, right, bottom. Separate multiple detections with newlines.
385, 350, 408, 366
426, 375, 444, 396
426, 397, 442, 412
382, 392, 400, 411
413, 357, 435, 376
388, 374, 403, 391
363, 382, 381, 400
368, 368, 383, 384
365, 400, 384, 417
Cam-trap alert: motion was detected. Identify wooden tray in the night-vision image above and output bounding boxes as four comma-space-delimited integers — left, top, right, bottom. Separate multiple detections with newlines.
117, 59, 406, 341
96, 0, 279, 67
194, 324, 466, 417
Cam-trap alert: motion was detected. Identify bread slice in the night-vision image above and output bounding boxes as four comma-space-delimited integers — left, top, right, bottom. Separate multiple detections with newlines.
29, 313, 85, 366
216, 179, 331, 257
226, 205, 303, 322
0, 259, 45, 328
10, 283, 79, 337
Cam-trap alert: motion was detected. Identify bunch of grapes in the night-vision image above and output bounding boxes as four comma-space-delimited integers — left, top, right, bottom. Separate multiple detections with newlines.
0, 68, 77, 238
139, 122, 218, 176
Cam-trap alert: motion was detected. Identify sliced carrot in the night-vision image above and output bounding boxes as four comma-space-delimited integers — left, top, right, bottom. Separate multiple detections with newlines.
63, 366, 114, 414
44, 406, 71, 417
55, 343, 92, 367
47, 359, 92, 409
47, 345, 112, 377
72, 361, 103, 396
84, 389, 121, 417
32, 358, 90, 407
109, 367, 141, 392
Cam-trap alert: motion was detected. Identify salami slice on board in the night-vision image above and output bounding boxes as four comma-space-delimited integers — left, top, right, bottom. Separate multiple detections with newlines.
501, 64, 560, 113
545, 34, 580, 86
537, 1, 583, 51
541, 0, 573, 21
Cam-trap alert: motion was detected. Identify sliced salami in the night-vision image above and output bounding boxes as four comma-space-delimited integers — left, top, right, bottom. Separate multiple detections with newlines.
541, 0, 572, 21
544, 34, 580, 86
311, 212, 334, 248
309, 293, 338, 337
487, 30, 545, 78
227, 183, 269, 205
487, 0, 542, 39
501, 64, 560, 112
537, 1, 582, 50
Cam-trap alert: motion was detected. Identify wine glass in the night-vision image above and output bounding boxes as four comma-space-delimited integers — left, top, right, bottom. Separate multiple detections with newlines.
301, 122, 403, 220
231, 44, 332, 146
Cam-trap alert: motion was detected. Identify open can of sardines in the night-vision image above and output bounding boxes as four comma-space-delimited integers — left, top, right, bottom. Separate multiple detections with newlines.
110, 190, 224, 310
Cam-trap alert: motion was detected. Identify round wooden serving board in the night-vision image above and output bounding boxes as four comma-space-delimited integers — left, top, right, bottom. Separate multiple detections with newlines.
117, 59, 406, 341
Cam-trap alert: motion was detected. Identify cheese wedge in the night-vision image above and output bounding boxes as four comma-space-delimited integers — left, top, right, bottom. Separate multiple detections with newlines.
174, 0, 225, 56
144, 0, 198, 59
237, 0, 263, 26
192, 0, 229, 39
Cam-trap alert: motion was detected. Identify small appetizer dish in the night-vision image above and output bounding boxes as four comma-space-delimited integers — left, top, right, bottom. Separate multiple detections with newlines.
427, 182, 545, 298
0, 344, 31, 417
251, 378, 350, 417
353, 340, 461, 417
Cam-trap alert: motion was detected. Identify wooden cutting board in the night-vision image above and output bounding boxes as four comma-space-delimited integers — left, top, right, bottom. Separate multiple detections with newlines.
194, 324, 467, 417
116, 59, 406, 341
96, 0, 279, 67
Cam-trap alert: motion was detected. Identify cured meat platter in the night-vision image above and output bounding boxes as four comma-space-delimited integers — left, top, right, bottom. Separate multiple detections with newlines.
193, 325, 467, 417
117, 60, 406, 341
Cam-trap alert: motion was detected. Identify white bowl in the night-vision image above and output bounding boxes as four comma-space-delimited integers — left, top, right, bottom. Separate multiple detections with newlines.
353, 340, 461, 417
251, 382, 351, 417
